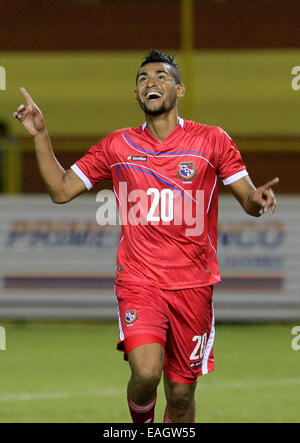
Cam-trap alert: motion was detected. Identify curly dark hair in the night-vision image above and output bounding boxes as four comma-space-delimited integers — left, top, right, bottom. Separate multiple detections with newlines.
136, 49, 182, 84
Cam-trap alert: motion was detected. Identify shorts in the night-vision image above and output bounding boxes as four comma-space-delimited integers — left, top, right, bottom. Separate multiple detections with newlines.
115, 280, 215, 384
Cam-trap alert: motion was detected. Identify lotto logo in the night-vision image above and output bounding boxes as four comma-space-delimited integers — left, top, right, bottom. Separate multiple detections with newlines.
0, 66, 6, 91
0, 326, 6, 350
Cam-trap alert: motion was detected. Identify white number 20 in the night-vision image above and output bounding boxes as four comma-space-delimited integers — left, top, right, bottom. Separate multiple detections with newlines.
190, 333, 207, 361
147, 188, 174, 222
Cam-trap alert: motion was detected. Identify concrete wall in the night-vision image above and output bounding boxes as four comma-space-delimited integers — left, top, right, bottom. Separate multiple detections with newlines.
1, 0, 299, 50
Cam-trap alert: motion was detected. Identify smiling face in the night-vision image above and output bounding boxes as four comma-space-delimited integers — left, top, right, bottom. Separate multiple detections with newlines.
135, 62, 185, 116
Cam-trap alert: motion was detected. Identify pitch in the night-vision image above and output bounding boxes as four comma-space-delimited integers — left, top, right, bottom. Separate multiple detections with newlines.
0, 322, 299, 423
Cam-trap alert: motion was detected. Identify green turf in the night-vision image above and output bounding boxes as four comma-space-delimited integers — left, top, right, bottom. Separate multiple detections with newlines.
0, 322, 299, 423
0, 50, 299, 139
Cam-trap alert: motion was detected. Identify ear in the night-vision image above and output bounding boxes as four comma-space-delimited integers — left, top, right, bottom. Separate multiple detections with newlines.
134, 89, 138, 103
176, 83, 185, 98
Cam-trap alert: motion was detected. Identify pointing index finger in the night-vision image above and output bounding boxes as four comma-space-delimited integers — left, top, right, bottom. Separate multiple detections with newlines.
263, 177, 279, 190
20, 87, 34, 105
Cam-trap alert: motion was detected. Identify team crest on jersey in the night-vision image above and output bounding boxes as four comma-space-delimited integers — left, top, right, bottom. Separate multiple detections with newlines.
177, 162, 198, 181
125, 310, 138, 325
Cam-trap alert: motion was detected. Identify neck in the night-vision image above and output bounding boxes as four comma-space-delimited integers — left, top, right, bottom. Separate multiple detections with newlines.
145, 108, 178, 143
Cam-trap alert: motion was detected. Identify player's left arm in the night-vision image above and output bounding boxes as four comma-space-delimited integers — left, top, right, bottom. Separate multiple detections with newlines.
228, 175, 279, 217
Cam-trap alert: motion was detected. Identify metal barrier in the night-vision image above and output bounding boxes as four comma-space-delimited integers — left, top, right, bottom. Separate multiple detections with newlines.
0, 142, 21, 194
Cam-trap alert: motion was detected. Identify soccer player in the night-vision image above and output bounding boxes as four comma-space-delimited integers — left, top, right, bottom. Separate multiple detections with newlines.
13, 49, 278, 423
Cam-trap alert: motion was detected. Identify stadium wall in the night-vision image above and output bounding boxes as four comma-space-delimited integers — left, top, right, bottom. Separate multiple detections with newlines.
0, 195, 299, 322
0, 0, 298, 50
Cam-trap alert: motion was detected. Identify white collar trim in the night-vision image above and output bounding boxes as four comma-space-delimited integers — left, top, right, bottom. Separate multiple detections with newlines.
142, 116, 184, 131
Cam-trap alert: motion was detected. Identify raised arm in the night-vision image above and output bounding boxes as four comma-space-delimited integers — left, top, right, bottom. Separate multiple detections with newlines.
13, 87, 86, 203
228, 175, 279, 217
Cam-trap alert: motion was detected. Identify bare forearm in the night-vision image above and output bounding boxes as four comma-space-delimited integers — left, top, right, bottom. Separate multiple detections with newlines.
13, 88, 86, 203
229, 176, 278, 218
33, 130, 67, 202
229, 180, 261, 217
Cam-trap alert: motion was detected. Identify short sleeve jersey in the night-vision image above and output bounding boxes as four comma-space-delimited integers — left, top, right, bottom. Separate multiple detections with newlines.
71, 118, 248, 290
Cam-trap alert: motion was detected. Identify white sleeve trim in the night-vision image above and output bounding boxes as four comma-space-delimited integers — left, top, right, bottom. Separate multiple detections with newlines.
223, 169, 248, 186
71, 164, 93, 190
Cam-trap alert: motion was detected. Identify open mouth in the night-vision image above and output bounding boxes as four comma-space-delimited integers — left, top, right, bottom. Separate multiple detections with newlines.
145, 91, 163, 101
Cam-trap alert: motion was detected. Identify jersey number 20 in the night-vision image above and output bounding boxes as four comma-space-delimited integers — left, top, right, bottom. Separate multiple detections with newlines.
147, 188, 174, 222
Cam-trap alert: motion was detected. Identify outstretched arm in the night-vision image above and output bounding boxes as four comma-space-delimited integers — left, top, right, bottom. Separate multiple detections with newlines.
13, 87, 86, 203
228, 175, 279, 217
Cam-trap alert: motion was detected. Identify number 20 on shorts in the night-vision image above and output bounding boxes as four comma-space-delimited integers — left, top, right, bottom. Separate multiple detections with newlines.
190, 333, 208, 361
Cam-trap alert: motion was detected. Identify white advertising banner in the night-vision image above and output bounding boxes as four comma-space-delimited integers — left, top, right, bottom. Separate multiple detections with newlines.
0, 195, 120, 319
214, 196, 300, 321
0, 195, 299, 321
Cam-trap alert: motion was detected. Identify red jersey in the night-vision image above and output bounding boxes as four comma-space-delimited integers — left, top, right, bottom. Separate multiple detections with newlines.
71, 118, 247, 289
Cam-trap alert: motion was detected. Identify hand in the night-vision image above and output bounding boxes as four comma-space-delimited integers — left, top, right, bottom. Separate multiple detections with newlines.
12, 87, 46, 136
248, 177, 279, 216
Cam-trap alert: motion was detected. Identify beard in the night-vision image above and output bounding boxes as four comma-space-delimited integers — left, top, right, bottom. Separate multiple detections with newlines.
142, 102, 168, 116
139, 97, 176, 116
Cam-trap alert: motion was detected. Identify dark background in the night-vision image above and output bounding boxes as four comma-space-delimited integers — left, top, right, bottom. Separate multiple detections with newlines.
1, 0, 299, 50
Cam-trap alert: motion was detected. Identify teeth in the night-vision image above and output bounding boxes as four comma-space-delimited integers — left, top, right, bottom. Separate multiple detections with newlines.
146, 92, 162, 99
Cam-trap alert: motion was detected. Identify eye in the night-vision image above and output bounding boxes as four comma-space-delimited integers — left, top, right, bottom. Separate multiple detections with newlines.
139, 77, 147, 83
